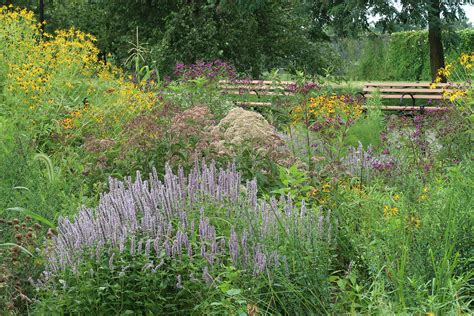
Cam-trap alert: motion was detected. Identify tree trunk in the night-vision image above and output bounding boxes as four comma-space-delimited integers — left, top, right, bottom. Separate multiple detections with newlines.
428, 0, 446, 82
39, 0, 45, 34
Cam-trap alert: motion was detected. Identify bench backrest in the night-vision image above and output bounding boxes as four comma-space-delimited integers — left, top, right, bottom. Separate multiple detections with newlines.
218, 80, 452, 111
219, 80, 295, 96
219, 80, 297, 106
363, 82, 453, 100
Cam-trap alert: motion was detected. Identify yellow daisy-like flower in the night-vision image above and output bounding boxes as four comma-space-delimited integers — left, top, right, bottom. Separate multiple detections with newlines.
383, 205, 399, 218
291, 94, 362, 126
459, 52, 474, 69
409, 215, 421, 228
62, 118, 73, 129
322, 183, 331, 193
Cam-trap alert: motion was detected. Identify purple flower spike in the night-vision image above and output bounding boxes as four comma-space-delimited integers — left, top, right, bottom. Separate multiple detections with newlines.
44, 160, 333, 286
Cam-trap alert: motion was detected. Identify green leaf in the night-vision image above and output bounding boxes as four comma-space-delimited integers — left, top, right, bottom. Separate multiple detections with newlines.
226, 288, 241, 296
218, 282, 231, 293
0, 243, 33, 257
328, 275, 339, 282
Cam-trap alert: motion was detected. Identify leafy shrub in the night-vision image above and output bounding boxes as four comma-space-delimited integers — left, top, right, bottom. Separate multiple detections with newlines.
164, 61, 235, 119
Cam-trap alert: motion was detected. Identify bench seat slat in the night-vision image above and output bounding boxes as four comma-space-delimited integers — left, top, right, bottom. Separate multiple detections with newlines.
234, 101, 273, 106
224, 91, 291, 96
363, 88, 452, 93
375, 106, 448, 111
234, 102, 448, 111
220, 85, 288, 91
366, 94, 444, 100
365, 81, 451, 87
220, 80, 295, 85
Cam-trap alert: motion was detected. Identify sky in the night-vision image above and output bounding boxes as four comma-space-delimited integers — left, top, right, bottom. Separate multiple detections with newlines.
369, 3, 474, 26
464, 4, 474, 24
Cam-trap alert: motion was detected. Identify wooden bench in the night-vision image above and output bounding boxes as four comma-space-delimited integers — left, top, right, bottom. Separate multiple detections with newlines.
220, 80, 453, 111
219, 80, 296, 107
359, 82, 452, 111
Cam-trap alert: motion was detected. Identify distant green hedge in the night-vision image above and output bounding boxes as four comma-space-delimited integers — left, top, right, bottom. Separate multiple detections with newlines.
343, 29, 474, 81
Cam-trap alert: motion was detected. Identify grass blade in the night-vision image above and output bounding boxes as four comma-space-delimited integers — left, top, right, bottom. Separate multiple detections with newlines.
12, 186, 30, 192
33, 153, 55, 183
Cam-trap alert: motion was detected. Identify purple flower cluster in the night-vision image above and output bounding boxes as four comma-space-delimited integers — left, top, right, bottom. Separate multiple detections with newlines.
174, 60, 236, 81
311, 115, 354, 132
343, 142, 397, 179
286, 82, 320, 95
410, 114, 434, 153
44, 161, 331, 284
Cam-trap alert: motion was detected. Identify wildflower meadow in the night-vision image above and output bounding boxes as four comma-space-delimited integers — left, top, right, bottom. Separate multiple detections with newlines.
0, 2, 473, 315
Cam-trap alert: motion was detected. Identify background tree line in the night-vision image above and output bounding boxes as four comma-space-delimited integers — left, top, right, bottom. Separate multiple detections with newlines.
2, 0, 474, 80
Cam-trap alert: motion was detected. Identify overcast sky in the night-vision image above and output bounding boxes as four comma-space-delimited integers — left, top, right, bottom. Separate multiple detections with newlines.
368, 3, 474, 25
464, 4, 474, 24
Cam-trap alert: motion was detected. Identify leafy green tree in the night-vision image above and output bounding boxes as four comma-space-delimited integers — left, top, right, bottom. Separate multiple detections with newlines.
3, 0, 330, 77
305, 0, 474, 81
154, 0, 324, 76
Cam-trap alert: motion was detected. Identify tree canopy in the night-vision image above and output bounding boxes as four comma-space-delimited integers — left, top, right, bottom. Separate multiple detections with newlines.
305, 0, 474, 80
2, 0, 473, 79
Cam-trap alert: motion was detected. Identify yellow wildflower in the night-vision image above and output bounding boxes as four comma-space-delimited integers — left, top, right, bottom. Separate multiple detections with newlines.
62, 118, 73, 129
318, 196, 329, 205
322, 183, 331, 193
409, 215, 421, 228
384, 205, 399, 218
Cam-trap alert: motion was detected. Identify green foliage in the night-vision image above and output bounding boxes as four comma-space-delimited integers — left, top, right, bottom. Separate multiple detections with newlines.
152, 1, 325, 77
10, 0, 328, 77
355, 37, 389, 80
34, 250, 250, 315
271, 164, 314, 206
4, 207, 55, 229
0, 117, 89, 243
165, 77, 232, 119
385, 31, 431, 81
331, 162, 473, 313
33, 153, 56, 184
231, 142, 281, 194
0, 209, 51, 314
347, 29, 474, 81
345, 94, 384, 148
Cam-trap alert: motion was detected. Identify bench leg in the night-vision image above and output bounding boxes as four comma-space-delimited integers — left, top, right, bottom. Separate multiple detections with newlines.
400, 93, 415, 108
